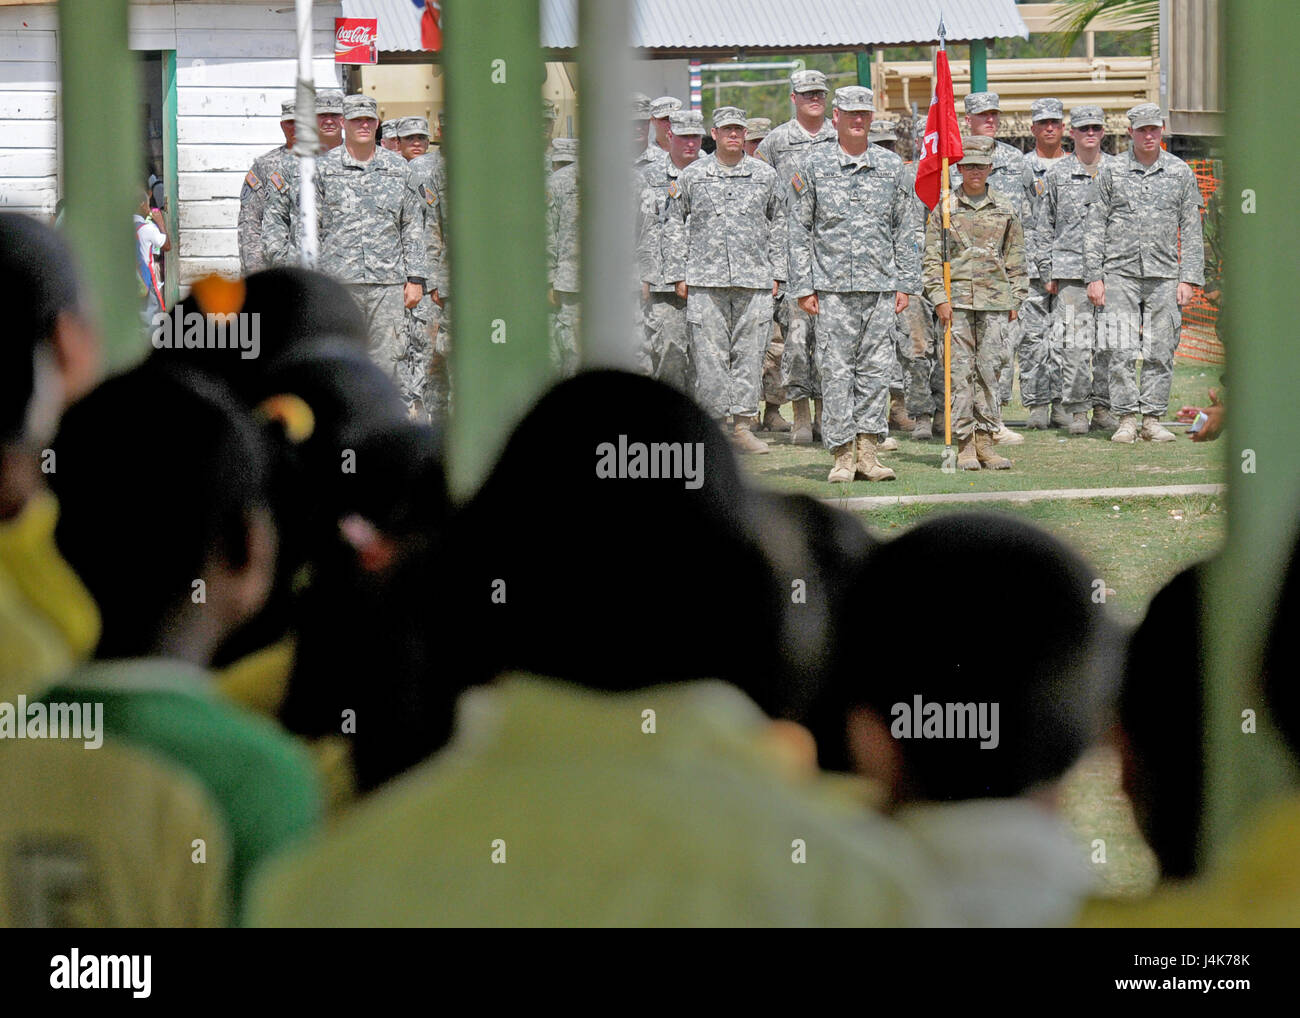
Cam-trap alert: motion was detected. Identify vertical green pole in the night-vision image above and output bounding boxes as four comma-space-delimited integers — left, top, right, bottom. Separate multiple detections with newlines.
1202, 0, 1299, 865
856, 49, 872, 88
969, 39, 987, 92
60, 0, 142, 372
162, 51, 181, 309
443, 0, 551, 499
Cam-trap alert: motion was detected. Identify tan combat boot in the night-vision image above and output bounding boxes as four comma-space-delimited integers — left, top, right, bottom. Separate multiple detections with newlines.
957, 434, 981, 470
889, 392, 915, 432
763, 401, 792, 432
912, 414, 933, 441
1140, 414, 1176, 442
1091, 406, 1119, 431
975, 430, 1012, 469
878, 434, 900, 452
855, 434, 897, 481
1068, 411, 1090, 436
993, 422, 1024, 445
1026, 405, 1051, 430
791, 398, 813, 444
1050, 400, 1072, 428
1110, 413, 1139, 444
828, 442, 855, 482
731, 416, 770, 454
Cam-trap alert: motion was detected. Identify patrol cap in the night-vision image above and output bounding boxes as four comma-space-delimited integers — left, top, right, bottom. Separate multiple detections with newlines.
790, 69, 828, 94
1031, 97, 1064, 123
745, 117, 772, 141
280, 99, 296, 121
550, 137, 578, 165
1127, 102, 1164, 129
670, 110, 706, 137
317, 90, 345, 115
543, 98, 559, 121
650, 96, 682, 119
711, 106, 748, 129
342, 94, 377, 120
833, 86, 874, 112
1069, 104, 1105, 128
964, 91, 1001, 115
631, 93, 652, 120
957, 134, 995, 165
397, 116, 430, 138
378, 119, 397, 138
868, 119, 897, 142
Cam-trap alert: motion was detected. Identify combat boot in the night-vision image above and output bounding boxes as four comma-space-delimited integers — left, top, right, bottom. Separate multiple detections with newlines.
957, 435, 981, 470
1091, 406, 1119, 431
854, 434, 896, 481
1110, 413, 1139, 444
1050, 400, 1072, 429
812, 399, 823, 441
912, 414, 933, 441
993, 423, 1025, 445
731, 416, 770, 454
763, 401, 792, 432
1026, 404, 1051, 429
878, 434, 900, 452
975, 430, 1012, 469
828, 442, 855, 482
1068, 411, 1090, 436
791, 398, 813, 444
1140, 414, 1177, 442
889, 392, 915, 432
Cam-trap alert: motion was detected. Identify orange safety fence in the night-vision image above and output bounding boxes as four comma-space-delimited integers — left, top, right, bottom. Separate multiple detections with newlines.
1177, 158, 1225, 365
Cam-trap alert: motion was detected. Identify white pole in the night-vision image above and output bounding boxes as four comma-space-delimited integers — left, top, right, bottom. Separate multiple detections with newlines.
295, 0, 318, 267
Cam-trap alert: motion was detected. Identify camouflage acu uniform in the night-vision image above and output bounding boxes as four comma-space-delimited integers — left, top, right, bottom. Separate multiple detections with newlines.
637, 157, 692, 393
1016, 150, 1068, 408
755, 117, 837, 401
923, 186, 1029, 440
1083, 147, 1204, 417
239, 145, 293, 275
891, 161, 940, 418
259, 154, 302, 269
788, 143, 918, 450
664, 151, 786, 419
1038, 151, 1116, 413
407, 149, 450, 421
313, 144, 428, 411
546, 160, 581, 378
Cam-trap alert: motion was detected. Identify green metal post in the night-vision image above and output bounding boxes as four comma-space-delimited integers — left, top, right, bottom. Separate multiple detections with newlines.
969, 39, 987, 92
162, 51, 181, 309
856, 49, 872, 88
59, 0, 142, 372
443, 0, 552, 499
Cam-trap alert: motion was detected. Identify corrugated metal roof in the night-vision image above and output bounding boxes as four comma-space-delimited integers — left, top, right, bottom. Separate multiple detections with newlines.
344, 0, 1027, 53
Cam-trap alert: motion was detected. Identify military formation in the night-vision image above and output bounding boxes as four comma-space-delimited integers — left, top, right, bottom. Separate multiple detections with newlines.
236, 75, 1206, 475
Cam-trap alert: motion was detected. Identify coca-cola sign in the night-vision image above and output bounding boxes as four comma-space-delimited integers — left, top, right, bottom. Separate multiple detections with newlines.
335, 18, 378, 65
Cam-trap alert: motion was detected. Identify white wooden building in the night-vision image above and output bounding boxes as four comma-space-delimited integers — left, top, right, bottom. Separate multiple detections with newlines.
0, 0, 344, 284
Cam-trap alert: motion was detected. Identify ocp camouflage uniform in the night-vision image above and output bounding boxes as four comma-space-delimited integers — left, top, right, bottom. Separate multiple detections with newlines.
546, 160, 581, 378
664, 151, 786, 419
239, 145, 293, 275
1038, 150, 1116, 414
1016, 149, 1068, 409
923, 186, 1028, 440
788, 143, 918, 450
1083, 145, 1204, 418
637, 158, 691, 392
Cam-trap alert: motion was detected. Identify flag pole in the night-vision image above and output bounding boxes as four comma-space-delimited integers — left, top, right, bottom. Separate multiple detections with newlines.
938, 19, 953, 449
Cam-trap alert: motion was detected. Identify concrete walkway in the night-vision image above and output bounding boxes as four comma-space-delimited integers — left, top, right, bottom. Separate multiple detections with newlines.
825, 483, 1226, 512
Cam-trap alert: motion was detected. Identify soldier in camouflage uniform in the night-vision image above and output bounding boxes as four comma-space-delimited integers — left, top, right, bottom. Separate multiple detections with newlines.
1037, 104, 1117, 435
259, 89, 345, 268
755, 69, 838, 444
550, 136, 577, 171
310, 95, 428, 414
408, 135, 452, 425
379, 120, 401, 152
665, 106, 786, 454
395, 117, 438, 420
238, 99, 296, 276
1084, 103, 1204, 444
546, 144, 581, 378
745, 116, 790, 431
631, 95, 657, 373
637, 111, 703, 394
788, 86, 917, 482
1017, 98, 1070, 431
923, 136, 1028, 470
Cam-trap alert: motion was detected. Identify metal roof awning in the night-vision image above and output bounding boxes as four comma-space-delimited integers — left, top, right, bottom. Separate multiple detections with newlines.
343, 0, 1029, 55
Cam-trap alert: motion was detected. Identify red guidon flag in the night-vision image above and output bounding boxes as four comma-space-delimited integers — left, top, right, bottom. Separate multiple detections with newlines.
914, 49, 963, 210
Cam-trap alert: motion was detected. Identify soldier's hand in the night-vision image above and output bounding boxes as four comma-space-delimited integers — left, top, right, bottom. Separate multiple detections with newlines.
894, 292, 909, 314
797, 293, 819, 315
641, 282, 650, 302
403, 282, 422, 309
1176, 282, 1195, 307
431, 289, 445, 308
1008, 309, 1018, 322
935, 301, 952, 324
1045, 280, 1059, 295
772, 280, 780, 297
1087, 281, 1105, 307
674, 281, 688, 299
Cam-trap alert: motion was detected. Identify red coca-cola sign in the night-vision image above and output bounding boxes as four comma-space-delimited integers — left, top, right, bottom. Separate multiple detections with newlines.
335, 18, 378, 64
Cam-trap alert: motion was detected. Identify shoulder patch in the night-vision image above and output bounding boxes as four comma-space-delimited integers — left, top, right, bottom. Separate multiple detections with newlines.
420, 183, 438, 207
790, 172, 807, 195
667, 179, 680, 200
245, 170, 262, 191
269, 171, 287, 193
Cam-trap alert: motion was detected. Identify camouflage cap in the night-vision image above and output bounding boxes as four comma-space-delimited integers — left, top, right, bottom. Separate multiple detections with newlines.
631, 93, 652, 120
1031, 97, 1064, 123
397, 116, 430, 138
964, 91, 1001, 115
550, 137, 578, 164
711, 106, 748, 129
669, 110, 706, 136
833, 86, 874, 112
868, 119, 897, 142
317, 90, 345, 115
790, 69, 828, 94
280, 99, 296, 121
957, 134, 995, 165
342, 94, 377, 120
1069, 104, 1105, 128
543, 98, 559, 121
1127, 102, 1164, 129
745, 117, 772, 141
378, 119, 397, 138
650, 96, 682, 119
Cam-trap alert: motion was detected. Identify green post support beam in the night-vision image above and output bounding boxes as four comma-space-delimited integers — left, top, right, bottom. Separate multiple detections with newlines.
856, 49, 872, 88
1202, 0, 1300, 865
59, 0, 142, 372
443, 0, 552, 499
969, 39, 987, 92
162, 51, 181, 309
